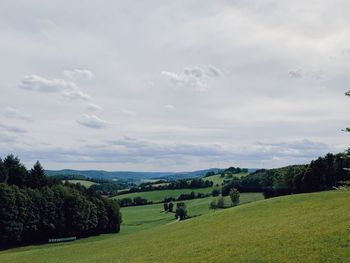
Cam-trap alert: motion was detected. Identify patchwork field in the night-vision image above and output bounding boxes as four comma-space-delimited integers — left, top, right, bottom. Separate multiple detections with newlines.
121, 192, 264, 234
2, 191, 349, 263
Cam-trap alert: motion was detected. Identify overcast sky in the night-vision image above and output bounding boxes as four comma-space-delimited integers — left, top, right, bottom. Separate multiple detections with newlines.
0, 0, 349, 171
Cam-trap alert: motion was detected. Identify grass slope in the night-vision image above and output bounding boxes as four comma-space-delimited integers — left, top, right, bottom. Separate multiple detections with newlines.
205, 172, 247, 186
121, 193, 263, 234
1, 191, 350, 263
113, 187, 214, 202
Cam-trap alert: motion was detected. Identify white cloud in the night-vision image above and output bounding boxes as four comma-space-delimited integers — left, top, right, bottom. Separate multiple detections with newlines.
86, 103, 103, 112
63, 69, 95, 80
162, 65, 223, 91
19, 75, 77, 92
4, 107, 31, 121
165, 104, 175, 110
63, 89, 91, 100
2, 1, 350, 170
207, 65, 223, 77
288, 69, 323, 80
18, 74, 91, 100
76, 114, 108, 129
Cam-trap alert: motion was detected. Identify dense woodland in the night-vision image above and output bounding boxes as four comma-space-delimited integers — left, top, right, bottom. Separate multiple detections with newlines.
51, 174, 128, 196
0, 155, 121, 248
221, 151, 350, 198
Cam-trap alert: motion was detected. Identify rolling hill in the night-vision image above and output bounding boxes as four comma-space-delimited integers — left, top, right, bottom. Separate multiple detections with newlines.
45, 168, 221, 181
1, 190, 349, 262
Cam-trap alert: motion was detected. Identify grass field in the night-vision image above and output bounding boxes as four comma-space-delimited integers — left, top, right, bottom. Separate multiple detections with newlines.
63, 180, 97, 188
1, 191, 350, 262
121, 192, 264, 234
113, 187, 215, 202
205, 172, 247, 186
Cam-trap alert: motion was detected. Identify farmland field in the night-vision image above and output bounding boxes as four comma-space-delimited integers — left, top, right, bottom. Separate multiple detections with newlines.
121, 192, 264, 234
1, 191, 349, 262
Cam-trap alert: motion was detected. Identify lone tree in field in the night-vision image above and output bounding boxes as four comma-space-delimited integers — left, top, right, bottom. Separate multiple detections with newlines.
209, 200, 217, 210
163, 203, 169, 212
168, 202, 174, 212
217, 196, 225, 208
175, 202, 187, 220
229, 188, 240, 206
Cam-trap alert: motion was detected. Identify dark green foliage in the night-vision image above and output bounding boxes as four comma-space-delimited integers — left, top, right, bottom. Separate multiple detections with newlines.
27, 161, 46, 188
119, 198, 133, 207
222, 177, 241, 196
220, 151, 350, 199
0, 154, 121, 248
209, 200, 217, 210
163, 202, 174, 212
204, 171, 215, 177
121, 178, 213, 196
0, 159, 7, 183
171, 191, 210, 202
163, 203, 168, 211
175, 203, 187, 220
211, 189, 221, 196
168, 202, 174, 212
229, 188, 240, 206
90, 182, 120, 195
4, 154, 27, 187
217, 196, 225, 208
223, 167, 248, 174
133, 196, 148, 206
118, 196, 150, 207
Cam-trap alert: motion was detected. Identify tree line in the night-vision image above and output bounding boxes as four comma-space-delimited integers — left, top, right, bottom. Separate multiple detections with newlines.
118, 190, 212, 207
0, 154, 121, 248
221, 151, 350, 198
50, 174, 129, 196
116, 178, 213, 196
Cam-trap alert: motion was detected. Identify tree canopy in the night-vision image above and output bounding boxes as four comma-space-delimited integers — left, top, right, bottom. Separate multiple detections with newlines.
0, 155, 121, 248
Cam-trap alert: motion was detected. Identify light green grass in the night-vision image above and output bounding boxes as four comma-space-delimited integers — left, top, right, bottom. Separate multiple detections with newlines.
63, 180, 97, 188
1, 191, 350, 263
118, 193, 264, 234
205, 172, 247, 186
113, 187, 214, 202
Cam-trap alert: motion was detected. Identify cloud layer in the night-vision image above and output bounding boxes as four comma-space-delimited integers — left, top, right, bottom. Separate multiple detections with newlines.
1, 1, 349, 170
162, 65, 223, 91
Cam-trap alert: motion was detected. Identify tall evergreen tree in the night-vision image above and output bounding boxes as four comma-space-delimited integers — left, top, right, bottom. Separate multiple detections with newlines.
3, 155, 27, 188
27, 161, 46, 188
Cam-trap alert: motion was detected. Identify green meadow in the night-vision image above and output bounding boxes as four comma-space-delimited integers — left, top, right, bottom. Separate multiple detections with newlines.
121, 192, 264, 234
205, 172, 248, 186
1, 191, 349, 263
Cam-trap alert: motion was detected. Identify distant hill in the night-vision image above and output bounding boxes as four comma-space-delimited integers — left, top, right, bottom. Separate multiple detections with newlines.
45, 168, 222, 181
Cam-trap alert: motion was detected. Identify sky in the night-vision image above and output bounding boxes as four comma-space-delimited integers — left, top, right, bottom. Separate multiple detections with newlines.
0, 0, 350, 171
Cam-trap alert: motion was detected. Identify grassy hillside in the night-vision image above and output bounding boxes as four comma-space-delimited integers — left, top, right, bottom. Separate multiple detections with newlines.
113, 187, 215, 202
121, 193, 264, 234
205, 172, 247, 186
1, 191, 349, 262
